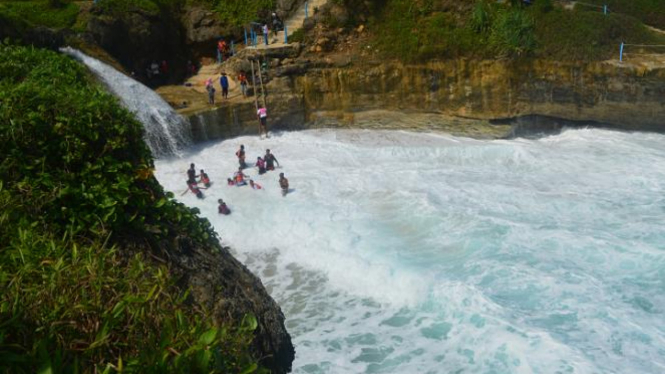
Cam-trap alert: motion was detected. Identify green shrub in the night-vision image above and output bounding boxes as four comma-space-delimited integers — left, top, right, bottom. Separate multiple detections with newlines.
0, 0, 79, 29
0, 43, 261, 373
289, 27, 305, 43
0, 216, 260, 373
489, 8, 536, 57
471, 0, 492, 33
188, 0, 273, 27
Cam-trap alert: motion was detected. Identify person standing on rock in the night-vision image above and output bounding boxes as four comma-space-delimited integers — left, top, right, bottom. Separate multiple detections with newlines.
220, 72, 229, 99
206, 83, 216, 104
257, 105, 268, 136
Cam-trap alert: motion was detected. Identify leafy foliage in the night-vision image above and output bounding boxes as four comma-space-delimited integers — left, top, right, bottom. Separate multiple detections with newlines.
0, 219, 260, 373
190, 0, 273, 27
0, 0, 79, 29
0, 43, 217, 245
0, 44, 262, 373
94, 0, 185, 17
488, 8, 536, 57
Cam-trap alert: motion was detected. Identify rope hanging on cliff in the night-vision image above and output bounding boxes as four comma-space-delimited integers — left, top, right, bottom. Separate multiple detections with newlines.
257, 60, 268, 109
250, 59, 261, 137
622, 44, 665, 47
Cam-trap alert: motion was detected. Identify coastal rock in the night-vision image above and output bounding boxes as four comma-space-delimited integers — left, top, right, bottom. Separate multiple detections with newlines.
182, 58, 665, 140
182, 6, 224, 45
156, 233, 295, 373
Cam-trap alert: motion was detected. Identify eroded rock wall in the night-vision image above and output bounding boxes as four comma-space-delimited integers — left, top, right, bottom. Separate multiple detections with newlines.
185, 58, 665, 141
291, 59, 665, 131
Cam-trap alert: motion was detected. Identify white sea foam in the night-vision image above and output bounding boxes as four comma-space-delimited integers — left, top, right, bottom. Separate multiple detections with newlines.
155, 128, 665, 373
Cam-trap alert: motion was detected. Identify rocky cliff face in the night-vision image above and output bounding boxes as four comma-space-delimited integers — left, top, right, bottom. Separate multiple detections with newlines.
292, 59, 665, 131
185, 55, 665, 141
148, 229, 295, 373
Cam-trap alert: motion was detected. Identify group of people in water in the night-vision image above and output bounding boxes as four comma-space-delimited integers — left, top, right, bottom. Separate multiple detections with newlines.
183, 144, 290, 215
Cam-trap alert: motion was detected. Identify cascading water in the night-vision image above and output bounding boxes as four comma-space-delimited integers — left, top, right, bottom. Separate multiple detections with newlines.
60, 47, 191, 157
155, 128, 665, 373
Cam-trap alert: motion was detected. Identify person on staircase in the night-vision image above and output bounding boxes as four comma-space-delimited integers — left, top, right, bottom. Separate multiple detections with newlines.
262, 24, 269, 46
238, 71, 248, 98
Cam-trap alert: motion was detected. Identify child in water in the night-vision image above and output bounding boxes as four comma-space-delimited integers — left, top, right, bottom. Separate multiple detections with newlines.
256, 157, 266, 175
218, 199, 231, 215
249, 179, 262, 190
199, 169, 211, 187
279, 173, 289, 197
234, 167, 249, 186
185, 181, 206, 199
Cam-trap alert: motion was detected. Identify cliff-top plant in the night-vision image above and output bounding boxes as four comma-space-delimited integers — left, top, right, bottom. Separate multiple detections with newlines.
0, 0, 79, 29
0, 43, 263, 373
367, 0, 665, 61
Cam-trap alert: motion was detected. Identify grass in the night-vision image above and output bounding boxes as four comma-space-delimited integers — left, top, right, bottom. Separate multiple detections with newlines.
365, 0, 665, 61
586, 0, 665, 30
0, 43, 264, 373
187, 0, 273, 27
0, 0, 79, 29
533, 5, 665, 60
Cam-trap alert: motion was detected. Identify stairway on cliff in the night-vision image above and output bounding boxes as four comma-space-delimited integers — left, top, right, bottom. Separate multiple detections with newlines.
156, 0, 328, 115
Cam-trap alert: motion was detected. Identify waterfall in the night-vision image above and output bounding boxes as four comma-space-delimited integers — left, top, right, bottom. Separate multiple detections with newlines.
60, 47, 191, 158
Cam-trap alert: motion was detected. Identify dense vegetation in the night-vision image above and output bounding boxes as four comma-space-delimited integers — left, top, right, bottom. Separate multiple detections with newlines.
0, 44, 263, 373
0, 0, 79, 29
359, 0, 665, 61
94, 0, 274, 27
193, 0, 274, 27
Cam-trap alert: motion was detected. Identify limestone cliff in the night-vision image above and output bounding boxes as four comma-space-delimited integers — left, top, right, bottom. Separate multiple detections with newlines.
184, 52, 665, 141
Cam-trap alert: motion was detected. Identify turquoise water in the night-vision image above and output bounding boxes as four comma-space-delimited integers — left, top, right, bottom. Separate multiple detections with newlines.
156, 128, 665, 373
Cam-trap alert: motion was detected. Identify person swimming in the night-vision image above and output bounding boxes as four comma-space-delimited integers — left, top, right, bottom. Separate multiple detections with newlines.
279, 172, 289, 197
249, 179, 262, 190
218, 199, 231, 215
234, 167, 249, 186
185, 181, 205, 199
199, 169, 211, 187
264, 149, 279, 171
256, 156, 266, 175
